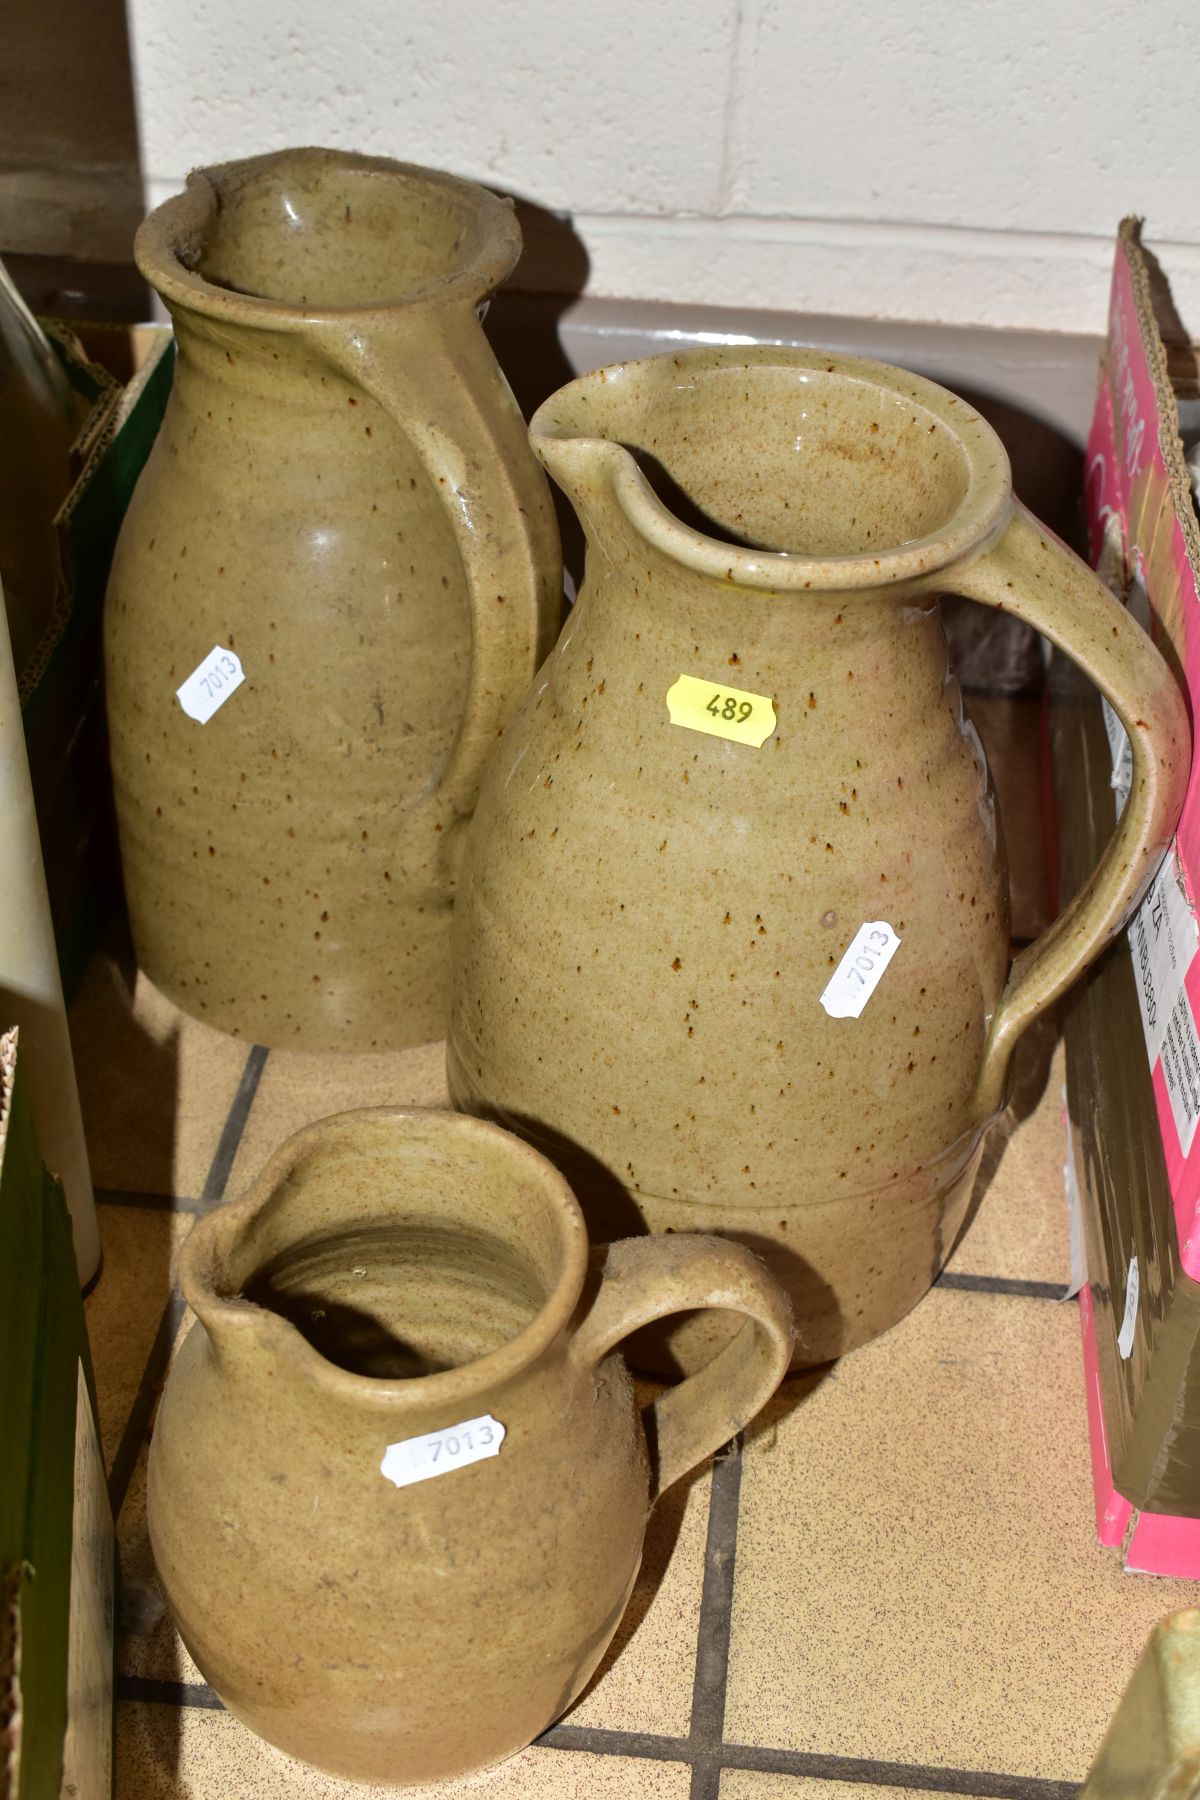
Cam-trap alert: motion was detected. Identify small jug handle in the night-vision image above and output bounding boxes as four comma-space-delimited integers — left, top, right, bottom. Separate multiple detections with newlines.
321, 308, 561, 820
570, 1235, 794, 1501
944, 501, 1190, 1120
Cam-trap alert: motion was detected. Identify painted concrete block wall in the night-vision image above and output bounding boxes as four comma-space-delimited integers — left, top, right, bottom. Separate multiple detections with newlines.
127, 0, 1200, 333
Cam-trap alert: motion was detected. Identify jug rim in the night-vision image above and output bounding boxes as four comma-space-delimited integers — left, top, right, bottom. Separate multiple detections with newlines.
135, 146, 522, 325
529, 345, 1014, 592
179, 1105, 590, 1413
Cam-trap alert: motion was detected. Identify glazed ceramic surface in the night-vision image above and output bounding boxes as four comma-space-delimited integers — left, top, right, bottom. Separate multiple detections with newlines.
447, 346, 1189, 1370
148, 1107, 791, 1783
105, 148, 561, 1050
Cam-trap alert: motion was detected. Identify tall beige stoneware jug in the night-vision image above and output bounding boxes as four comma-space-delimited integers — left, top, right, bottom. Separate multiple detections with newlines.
447, 346, 1190, 1370
148, 1108, 792, 1783
105, 149, 560, 1050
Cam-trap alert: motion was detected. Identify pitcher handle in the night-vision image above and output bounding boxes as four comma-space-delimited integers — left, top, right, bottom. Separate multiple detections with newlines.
321, 308, 562, 820
945, 501, 1190, 1120
570, 1235, 794, 1502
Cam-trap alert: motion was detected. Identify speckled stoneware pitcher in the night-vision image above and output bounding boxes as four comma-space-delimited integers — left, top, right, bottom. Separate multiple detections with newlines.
447, 345, 1190, 1371
105, 148, 560, 1050
148, 1107, 791, 1784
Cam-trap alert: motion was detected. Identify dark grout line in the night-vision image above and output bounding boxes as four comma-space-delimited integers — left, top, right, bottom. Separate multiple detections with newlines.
197, 1043, 269, 1208
108, 1042, 269, 1521
722, 1742, 1079, 1800
118, 1680, 1080, 1800
936, 1270, 1065, 1300
95, 1187, 202, 1214
119, 1676, 700, 1757
539, 1724, 692, 1763
120, 1675, 224, 1711
687, 1434, 745, 1800
107, 1288, 187, 1520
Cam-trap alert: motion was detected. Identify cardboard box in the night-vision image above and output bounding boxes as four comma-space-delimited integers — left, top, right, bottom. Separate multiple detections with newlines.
1054, 220, 1200, 1568
0, 1027, 114, 1797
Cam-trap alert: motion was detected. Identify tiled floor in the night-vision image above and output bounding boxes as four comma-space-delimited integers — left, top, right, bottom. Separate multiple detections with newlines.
75, 701, 1195, 1800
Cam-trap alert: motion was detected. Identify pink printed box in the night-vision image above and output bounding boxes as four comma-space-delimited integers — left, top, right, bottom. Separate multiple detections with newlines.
1055, 220, 1200, 1573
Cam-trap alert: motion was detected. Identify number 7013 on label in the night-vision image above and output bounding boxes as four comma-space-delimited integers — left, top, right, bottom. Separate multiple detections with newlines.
379, 1414, 506, 1489
176, 645, 246, 724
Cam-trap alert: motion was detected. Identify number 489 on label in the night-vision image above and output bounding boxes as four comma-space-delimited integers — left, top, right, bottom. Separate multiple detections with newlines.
708, 692, 753, 724
666, 673, 777, 747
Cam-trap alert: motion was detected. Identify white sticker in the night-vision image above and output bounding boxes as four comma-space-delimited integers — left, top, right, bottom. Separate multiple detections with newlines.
380, 1414, 505, 1490
176, 646, 245, 723
1159, 990, 1200, 1157
1062, 1098, 1087, 1301
1100, 697, 1132, 818
819, 921, 902, 1020
1128, 845, 1200, 1069
1117, 1257, 1140, 1360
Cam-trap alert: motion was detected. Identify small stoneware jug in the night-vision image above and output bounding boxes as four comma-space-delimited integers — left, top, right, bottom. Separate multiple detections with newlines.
447, 345, 1190, 1370
105, 148, 561, 1050
148, 1107, 792, 1784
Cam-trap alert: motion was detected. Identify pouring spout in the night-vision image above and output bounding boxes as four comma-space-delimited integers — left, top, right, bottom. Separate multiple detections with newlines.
529, 346, 1012, 596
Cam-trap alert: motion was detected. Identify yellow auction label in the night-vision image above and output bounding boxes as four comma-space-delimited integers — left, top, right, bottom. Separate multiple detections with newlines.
666, 674, 777, 747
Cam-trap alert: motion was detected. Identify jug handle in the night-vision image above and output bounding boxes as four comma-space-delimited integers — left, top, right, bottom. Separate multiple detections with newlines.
320, 310, 561, 820
570, 1235, 794, 1502
943, 501, 1190, 1121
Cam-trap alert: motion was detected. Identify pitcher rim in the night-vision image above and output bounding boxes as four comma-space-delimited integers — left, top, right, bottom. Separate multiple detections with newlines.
135, 147, 523, 326
179, 1105, 591, 1412
529, 345, 1014, 592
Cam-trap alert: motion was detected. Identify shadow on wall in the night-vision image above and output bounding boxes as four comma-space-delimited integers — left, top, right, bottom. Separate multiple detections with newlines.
484, 191, 592, 589
0, 0, 147, 311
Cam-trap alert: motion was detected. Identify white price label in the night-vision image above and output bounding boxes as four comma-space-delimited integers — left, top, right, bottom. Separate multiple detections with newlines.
176, 646, 245, 724
1101, 697, 1132, 818
1117, 1257, 1140, 1360
380, 1414, 505, 1490
1128, 845, 1200, 1070
1159, 990, 1200, 1157
820, 921, 902, 1020
1062, 1100, 1087, 1301
1123, 838, 1200, 1157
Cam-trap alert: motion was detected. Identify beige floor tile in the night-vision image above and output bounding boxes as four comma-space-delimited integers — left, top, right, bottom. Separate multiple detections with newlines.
84, 1204, 193, 1470
727, 1286, 1199, 1781
720, 1779, 978, 1800
943, 1032, 1069, 1285
966, 694, 1051, 945
70, 954, 250, 1197
568, 1442, 706, 1736
118, 1700, 691, 1798
226, 1038, 449, 1194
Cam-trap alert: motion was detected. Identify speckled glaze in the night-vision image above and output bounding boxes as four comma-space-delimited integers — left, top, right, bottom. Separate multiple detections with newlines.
447, 346, 1189, 1370
147, 1107, 792, 1784
105, 149, 560, 1049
